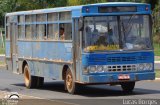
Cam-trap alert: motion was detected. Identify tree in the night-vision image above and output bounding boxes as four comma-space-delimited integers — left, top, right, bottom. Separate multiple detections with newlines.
0, 0, 18, 27
0, 0, 159, 27
81, 0, 107, 5
67, 0, 81, 6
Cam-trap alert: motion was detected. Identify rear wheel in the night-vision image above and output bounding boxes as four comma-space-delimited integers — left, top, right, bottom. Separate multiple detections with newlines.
121, 82, 135, 93
37, 77, 44, 88
24, 65, 37, 88
65, 68, 78, 94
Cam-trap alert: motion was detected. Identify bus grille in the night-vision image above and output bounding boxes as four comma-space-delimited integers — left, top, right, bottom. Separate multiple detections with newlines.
106, 64, 137, 72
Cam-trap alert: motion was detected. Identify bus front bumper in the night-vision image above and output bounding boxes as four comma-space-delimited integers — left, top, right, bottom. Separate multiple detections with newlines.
80, 72, 155, 84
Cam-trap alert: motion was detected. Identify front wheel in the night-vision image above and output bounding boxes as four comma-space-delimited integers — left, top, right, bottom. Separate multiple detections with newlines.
121, 82, 135, 93
65, 68, 78, 94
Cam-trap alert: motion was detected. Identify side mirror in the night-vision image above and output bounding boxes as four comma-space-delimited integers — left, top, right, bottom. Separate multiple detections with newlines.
79, 17, 84, 31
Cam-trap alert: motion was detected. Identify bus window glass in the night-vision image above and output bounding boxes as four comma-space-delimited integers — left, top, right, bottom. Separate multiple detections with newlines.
47, 24, 58, 40
83, 15, 152, 52
26, 15, 32, 23
36, 14, 46, 22
120, 15, 152, 50
32, 24, 36, 39
59, 23, 72, 40
36, 24, 46, 39
18, 15, 24, 23
59, 12, 71, 21
48, 13, 58, 21
64, 23, 72, 40
83, 16, 119, 51
26, 15, 36, 23
18, 25, 23, 39
25, 25, 32, 39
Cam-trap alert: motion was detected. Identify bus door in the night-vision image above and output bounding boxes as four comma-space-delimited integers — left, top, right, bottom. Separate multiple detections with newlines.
9, 16, 18, 74
73, 18, 81, 81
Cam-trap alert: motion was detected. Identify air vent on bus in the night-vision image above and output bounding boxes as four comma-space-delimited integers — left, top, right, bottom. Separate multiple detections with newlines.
107, 56, 137, 62
90, 56, 149, 63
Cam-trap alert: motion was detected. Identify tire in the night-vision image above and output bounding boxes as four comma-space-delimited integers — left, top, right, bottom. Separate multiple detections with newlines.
64, 68, 78, 94
121, 82, 135, 93
37, 77, 44, 88
24, 65, 37, 88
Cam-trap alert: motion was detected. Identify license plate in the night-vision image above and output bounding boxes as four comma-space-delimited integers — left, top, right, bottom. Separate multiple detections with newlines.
118, 74, 130, 80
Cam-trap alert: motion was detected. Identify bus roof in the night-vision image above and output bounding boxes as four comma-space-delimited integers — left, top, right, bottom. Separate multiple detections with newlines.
6, 2, 149, 16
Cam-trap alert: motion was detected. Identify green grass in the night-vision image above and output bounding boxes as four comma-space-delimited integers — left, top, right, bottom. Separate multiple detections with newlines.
154, 43, 160, 56
0, 34, 5, 54
0, 47, 5, 54
0, 61, 5, 65
155, 56, 160, 61
156, 70, 160, 78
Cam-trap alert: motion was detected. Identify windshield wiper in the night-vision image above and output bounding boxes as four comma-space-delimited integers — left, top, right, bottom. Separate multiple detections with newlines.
122, 15, 136, 34
120, 15, 136, 43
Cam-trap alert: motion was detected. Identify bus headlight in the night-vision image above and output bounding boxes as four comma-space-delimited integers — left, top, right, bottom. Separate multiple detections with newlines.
138, 64, 145, 70
89, 66, 97, 73
144, 63, 152, 70
97, 66, 104, 73
103, 65, 108, 72
83, 67, 89, 74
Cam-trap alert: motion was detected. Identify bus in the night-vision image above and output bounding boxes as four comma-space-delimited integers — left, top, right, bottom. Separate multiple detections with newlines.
5, 2, 155, 94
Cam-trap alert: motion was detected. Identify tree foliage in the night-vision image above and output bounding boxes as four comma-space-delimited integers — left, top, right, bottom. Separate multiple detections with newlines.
0, 0, 159, 27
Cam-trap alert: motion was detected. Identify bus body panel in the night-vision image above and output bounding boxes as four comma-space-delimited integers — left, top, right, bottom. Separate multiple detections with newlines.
17, 41, 73, 79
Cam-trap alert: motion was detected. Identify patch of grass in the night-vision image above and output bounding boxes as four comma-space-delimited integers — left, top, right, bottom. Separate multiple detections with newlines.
0, 61, 5, 65
0, 47, 5, 54
154, 43, 160, 56
0, 61, 5, 66
156, 70, 160, 78
155, 56, 160, 61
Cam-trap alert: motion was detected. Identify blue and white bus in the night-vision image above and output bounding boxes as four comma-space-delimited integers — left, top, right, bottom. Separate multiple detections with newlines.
5, 2, 155, 94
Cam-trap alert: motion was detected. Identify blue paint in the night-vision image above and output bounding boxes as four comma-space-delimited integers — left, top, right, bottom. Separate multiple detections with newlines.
82, 3, 151, 16
81, 72, 155, 83
82, 51, 154, 66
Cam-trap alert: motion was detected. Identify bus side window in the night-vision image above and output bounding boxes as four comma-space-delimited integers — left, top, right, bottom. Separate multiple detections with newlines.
47, 24, 58, 40
59, 11, 72, 40
36, 24, 46, 40
18, 25, 23, 39
59, 23, 72, 40
42, 24, 46, 40
25, 25, 32, 39
18, 15, 24, 40
59, 12, 71, 21
36, 14, 46, 22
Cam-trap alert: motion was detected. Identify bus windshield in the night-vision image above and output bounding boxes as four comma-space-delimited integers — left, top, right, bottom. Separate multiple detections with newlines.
83, 15, 152, 52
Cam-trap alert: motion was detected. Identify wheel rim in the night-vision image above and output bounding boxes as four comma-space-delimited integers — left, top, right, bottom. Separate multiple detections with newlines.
24, 67, 30, 86
66, 71, 73, 91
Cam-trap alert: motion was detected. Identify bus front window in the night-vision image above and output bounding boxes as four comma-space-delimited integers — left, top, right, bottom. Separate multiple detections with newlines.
121, 15, 152, 50
83, 16, 119, 52
83, 15, 152, 52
